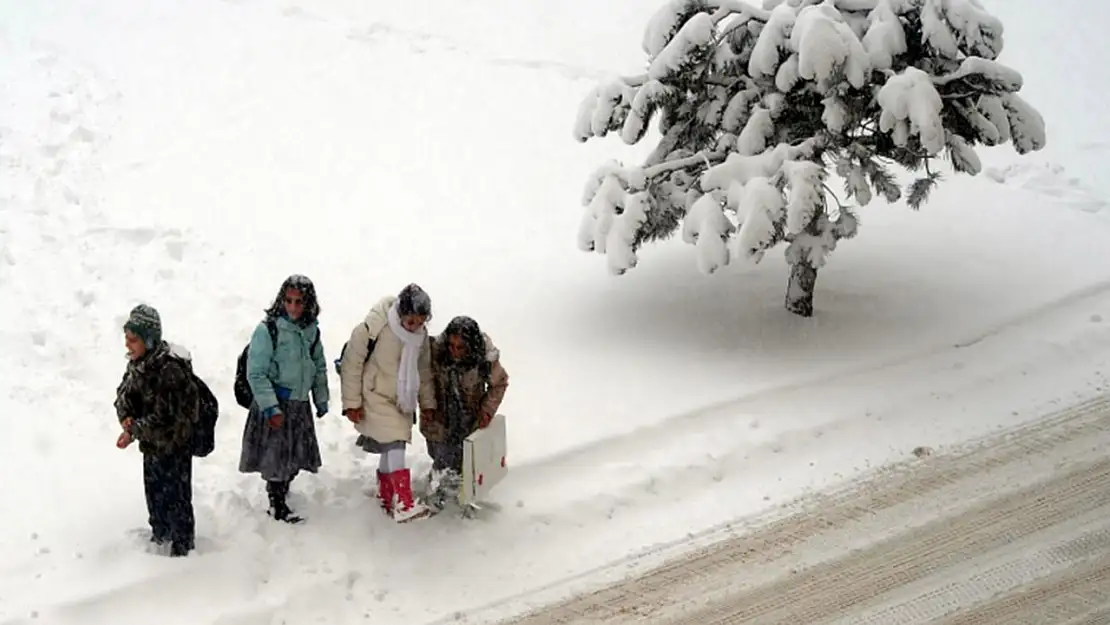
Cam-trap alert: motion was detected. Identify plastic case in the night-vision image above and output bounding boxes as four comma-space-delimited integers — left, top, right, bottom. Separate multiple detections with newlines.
459, 413, 507, 507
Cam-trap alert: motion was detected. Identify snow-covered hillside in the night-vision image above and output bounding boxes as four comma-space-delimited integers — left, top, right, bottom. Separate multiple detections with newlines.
1, 0, 1109, 623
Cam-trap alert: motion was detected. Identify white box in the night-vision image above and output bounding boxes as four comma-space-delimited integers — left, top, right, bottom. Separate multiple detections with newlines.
460, 413, 508, 506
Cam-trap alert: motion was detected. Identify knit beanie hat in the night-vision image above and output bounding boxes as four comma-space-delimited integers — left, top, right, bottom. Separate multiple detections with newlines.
124, 304, 162, 349
397, 284, 432, 318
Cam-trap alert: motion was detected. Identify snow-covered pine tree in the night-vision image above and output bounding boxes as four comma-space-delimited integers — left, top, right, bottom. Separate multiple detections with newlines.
574, 0, 1045, 317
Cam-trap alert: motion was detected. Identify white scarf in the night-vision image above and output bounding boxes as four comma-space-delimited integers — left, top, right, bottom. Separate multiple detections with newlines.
387, 302, 425, 415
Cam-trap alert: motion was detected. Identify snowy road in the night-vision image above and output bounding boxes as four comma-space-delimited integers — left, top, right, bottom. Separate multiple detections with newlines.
502, 394, 1110, 625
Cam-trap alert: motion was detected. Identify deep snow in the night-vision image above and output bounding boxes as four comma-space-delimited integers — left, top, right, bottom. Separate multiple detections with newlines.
1, 0, 1109, 623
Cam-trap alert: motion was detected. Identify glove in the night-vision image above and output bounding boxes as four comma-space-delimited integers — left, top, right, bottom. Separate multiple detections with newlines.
344, 407, 364, 424
316, 402, 328, 419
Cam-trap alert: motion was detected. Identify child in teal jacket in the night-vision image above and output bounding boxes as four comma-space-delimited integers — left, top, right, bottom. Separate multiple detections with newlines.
239, 274, 330, 523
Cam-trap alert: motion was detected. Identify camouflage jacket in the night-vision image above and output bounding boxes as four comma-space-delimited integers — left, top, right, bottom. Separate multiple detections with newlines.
421, 332, 509, 444
114, 342, 200, 455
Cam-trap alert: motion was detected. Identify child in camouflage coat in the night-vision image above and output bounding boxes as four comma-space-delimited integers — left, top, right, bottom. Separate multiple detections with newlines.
114, 304, 200, 557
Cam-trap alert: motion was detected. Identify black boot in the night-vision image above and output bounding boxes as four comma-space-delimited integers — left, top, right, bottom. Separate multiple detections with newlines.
266, 480, 303, 524
169, 540, 193, 557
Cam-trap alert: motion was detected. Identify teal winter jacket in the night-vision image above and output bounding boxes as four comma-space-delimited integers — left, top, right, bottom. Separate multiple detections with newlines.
246, 315, 329, 418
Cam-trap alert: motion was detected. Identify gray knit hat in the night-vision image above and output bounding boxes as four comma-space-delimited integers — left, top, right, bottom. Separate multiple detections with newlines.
123, 304, 162, 349
397, 283, 432, 318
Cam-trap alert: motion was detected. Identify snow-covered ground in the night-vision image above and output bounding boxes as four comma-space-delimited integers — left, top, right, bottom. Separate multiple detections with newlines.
1, 0, 1108, 623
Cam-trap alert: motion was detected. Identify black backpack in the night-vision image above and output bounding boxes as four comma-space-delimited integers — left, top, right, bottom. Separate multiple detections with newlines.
233, 319, 319, 409
167, 351, 220, 458
191, 372, 219, 457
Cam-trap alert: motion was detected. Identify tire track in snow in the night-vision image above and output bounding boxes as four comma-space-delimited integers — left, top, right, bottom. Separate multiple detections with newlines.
847, 519, 1110, 623
500, 394, 1110, 624
669, 462, 1110, 624
934, 553, 1110, 625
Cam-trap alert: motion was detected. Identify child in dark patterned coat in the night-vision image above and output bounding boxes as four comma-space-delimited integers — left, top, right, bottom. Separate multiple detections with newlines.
114, 304, 200, 557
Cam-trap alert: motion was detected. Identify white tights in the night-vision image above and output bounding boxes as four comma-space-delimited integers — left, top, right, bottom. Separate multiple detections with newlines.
378, 445, 406, 473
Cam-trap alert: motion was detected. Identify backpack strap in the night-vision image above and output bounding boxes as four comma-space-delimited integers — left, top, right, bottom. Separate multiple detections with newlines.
362, 323, 374, 362
265, 318, 278, 348
309, 327, 321, 357
266, 318, 322, 357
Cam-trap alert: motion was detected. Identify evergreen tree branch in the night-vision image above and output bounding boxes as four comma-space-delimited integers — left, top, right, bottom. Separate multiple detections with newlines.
941, 91, 981, 100
822, 183, 847, 212
643, 150, 728, 182
644, 119, 693, 167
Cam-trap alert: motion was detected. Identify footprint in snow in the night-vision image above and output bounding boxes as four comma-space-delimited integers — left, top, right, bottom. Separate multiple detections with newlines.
69, 125, 96, 144
99, 227, 159, 246
281, 6, 325, 21
164, 237, 185, 262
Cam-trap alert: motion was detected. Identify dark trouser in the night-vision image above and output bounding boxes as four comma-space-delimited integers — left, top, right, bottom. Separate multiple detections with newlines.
427, 440, 464, 473
266, 477, 293, 499
143, 447, 195, 551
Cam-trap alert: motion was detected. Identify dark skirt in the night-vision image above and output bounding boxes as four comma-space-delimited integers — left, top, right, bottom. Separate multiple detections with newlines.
239, 399, 322, 482
356, 434, 406, 454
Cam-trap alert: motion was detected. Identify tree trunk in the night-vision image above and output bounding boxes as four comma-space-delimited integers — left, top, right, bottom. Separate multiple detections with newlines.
785, 261, 818, 317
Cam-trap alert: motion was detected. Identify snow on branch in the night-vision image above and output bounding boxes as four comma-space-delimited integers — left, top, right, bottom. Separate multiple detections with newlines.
781, 159, 827, 235
644, 0, 769, 59
604, 191, 652, 274
933, 57, 1023, 93
683, 191, 735, 273
643, 150, 725, 181
702, 139, 821, 194
791, 3, 870, 92
748, 4, 795, 81
976, 95, 1011, 143
877, 67, 945, 154
921, 0, 1004, 61
650, 13, 716, 80
734, 177, 785, 263
622, 79, 678, 144
1001, 92, 1046, 154
945, 133, 981, 174
574, 78, 637, 142
574, 0, 1044, 281
862, 0, 907, 71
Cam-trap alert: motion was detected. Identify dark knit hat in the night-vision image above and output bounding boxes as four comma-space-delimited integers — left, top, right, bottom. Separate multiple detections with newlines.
397, 283, 432, 318
124, 304, 162, 349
